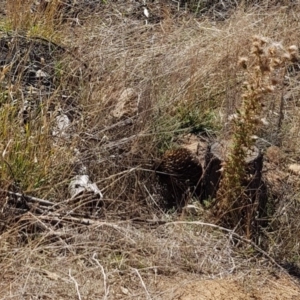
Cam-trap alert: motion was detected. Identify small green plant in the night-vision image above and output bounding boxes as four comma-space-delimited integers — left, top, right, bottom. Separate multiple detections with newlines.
216, 36, 298, 238
177, 103, 220, 134
153, 97, 220, 156
0, 81, 73, 199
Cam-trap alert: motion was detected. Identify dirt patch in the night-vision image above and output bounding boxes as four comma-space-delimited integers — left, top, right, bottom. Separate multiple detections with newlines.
159, 275, 300, 300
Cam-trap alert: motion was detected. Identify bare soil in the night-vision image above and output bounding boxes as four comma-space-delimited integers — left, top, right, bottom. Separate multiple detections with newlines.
166, 275, 300, 300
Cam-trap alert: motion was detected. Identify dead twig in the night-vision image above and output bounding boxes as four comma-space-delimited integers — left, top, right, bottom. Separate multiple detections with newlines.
69, 269, 82, 300
131, 267, 152, 300
92, 253, 110, 300
1, 189, 56, 207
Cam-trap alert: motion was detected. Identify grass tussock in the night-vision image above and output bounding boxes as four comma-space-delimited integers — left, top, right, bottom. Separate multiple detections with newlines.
5, 0, 62, 39
1, 0, 300, 298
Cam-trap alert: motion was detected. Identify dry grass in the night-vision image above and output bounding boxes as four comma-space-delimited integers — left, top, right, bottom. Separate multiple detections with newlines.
1, 0, 300, 298
0, 219, 286, 299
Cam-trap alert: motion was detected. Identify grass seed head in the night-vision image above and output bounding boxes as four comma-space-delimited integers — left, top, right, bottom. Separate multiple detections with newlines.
238, 57, 248, 69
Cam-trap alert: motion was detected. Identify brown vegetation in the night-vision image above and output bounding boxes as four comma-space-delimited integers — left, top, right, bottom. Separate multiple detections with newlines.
1, 0, 300, 299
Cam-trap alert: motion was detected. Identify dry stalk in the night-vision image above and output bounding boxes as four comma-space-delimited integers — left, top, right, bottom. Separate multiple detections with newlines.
92, 253, 110, 300
216, 36, 298, 237
69, 269, 82, 300
132, 267, 152, 300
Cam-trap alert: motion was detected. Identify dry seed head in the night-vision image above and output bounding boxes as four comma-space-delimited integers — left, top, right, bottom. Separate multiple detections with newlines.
265, 85, 275, 92
238, 57, 248, 69
251, 43, 263, 55
268, 42, 284, 55
282, 53, 291, 60
252, 41, 260, 48
271, 58, 282, 67
288, 45, 298, 61
268, 46, 277, 56
254, 65, 261, 72
288, 45, 298, 54
253, 35, 269, 46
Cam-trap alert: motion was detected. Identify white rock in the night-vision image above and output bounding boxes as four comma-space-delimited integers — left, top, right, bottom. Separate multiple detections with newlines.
69, 175, 103, 199
52, 114, 71, 137
36, 69, 48, 78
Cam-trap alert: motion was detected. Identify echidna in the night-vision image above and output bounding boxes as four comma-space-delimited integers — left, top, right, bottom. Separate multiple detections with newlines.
156, 148, 203, 209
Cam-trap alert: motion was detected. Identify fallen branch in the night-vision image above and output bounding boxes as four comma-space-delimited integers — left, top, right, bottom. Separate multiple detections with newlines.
1, 189, 57, 207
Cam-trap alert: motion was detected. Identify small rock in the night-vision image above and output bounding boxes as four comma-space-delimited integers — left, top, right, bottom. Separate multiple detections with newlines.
69, 175, 103, 199
112, 88, 138, 119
